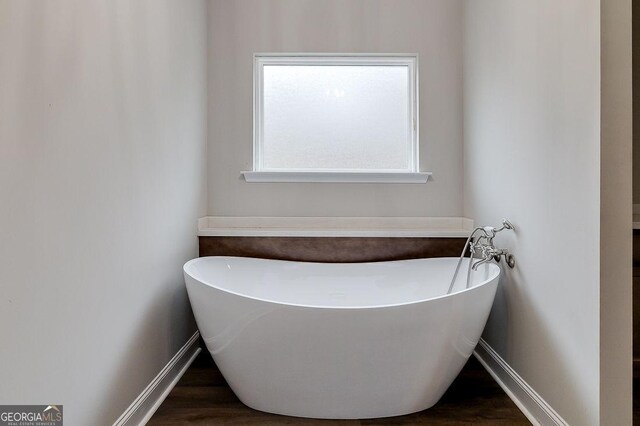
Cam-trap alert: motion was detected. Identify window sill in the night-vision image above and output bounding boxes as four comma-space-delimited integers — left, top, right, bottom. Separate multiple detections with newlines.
241, 171, 432, 184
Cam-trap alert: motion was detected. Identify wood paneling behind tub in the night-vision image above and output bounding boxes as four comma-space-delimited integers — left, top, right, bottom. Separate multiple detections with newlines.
199, 237, 467, 263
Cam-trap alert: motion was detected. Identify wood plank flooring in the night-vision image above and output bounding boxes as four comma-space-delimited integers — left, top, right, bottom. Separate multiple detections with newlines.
149, 349, 530, 425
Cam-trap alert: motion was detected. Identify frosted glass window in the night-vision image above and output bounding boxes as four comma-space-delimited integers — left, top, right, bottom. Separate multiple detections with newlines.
253, 55, 418, 173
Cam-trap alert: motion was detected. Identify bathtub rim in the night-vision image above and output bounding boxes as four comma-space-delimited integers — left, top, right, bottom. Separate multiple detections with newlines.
183, 256, 500, 310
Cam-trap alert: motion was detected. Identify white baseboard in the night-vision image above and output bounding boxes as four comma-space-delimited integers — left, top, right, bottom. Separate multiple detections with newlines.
474, 338, 568, 426
113, 331, 202, 426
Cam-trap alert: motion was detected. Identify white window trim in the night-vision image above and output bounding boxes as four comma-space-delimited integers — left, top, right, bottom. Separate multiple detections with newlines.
242, 53, 430, 184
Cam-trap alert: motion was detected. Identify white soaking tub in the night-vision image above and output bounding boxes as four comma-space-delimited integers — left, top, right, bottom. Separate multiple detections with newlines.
184, 256, 500, 419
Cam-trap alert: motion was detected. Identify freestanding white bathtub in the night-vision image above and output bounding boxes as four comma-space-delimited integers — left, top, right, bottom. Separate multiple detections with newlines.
184, 256, 500, 419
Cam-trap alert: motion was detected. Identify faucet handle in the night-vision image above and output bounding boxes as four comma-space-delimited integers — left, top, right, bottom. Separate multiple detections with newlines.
492, 248, 516, 268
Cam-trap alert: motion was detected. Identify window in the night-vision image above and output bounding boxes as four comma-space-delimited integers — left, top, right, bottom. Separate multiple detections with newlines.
242, 54, 430, 183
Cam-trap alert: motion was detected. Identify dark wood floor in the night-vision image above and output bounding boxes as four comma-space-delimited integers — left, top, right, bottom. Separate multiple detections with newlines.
149, 348, 530, 425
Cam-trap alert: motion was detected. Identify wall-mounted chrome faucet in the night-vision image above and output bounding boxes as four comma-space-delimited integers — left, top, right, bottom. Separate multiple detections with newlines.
470, 219, 516, 270
447, 219, 515, 295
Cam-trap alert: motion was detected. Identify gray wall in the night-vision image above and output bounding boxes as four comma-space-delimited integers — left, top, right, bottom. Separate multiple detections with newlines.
0, 1, 207, 424
207, 0, 464, 217
464, 0, 631, 424
464, 1, 600, 424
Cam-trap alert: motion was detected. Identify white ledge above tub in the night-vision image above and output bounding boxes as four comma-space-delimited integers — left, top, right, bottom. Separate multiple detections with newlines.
241, 171, 432, 184
197, 217, 474, 238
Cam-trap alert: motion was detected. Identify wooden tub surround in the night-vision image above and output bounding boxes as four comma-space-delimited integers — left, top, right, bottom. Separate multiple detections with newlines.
197, 216, 472, 262
199, 236, 467, 263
